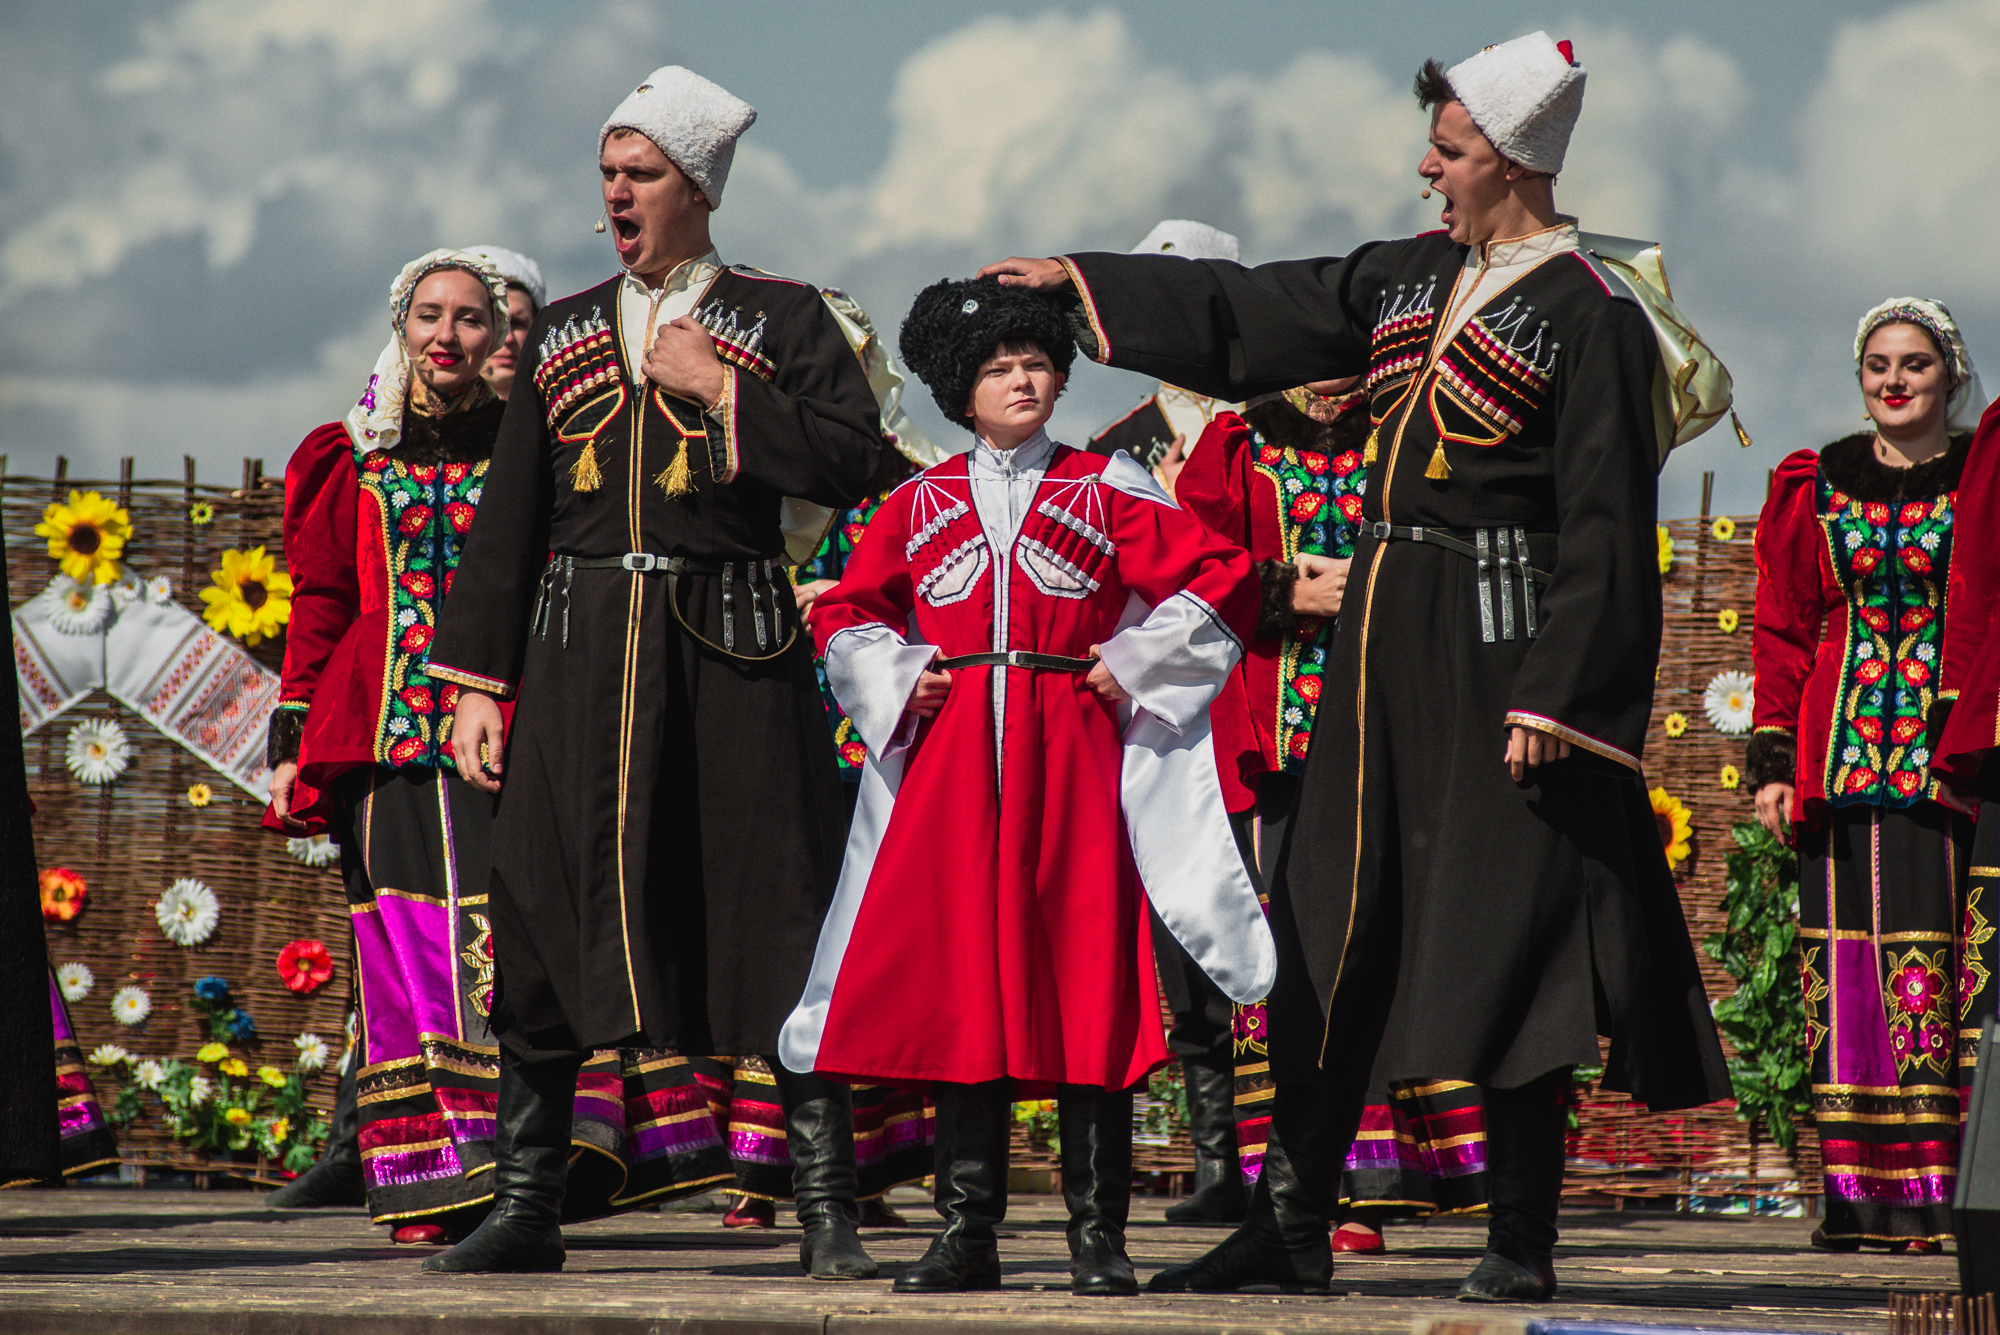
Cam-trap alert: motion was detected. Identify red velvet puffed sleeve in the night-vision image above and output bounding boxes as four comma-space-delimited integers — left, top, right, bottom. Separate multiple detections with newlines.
1936, 398, 2000, 791
1174, 415, 1264, 809
271, 423, 360, 743
1749, 450, 1828, 813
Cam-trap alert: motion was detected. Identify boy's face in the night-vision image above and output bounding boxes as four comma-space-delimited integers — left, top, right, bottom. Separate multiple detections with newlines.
964, 342, 1064, 443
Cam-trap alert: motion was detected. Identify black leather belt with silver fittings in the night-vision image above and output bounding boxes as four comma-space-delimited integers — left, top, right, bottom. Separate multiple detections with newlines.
532, 552, 797, 661
931, 650, 1098, 672
1365, 521, 1557, 643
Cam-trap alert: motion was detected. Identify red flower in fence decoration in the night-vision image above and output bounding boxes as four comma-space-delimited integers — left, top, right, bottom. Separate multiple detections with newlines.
39, 867, 87, 922
277, 939, 334, 993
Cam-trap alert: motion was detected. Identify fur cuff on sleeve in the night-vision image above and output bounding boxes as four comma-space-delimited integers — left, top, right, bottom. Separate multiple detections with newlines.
267, 707, 306, 769
1744, 729, 1795, 792
1256, 560, 1298, 641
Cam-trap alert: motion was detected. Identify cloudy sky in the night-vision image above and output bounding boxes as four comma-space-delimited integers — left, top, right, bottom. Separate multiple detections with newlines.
2, 0, 1994, 518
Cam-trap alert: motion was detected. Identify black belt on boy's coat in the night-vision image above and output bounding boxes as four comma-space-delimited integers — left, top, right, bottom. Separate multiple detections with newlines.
531, 552, 798, 661
931, 650, 1098, 673
1365, 521, 1556, 644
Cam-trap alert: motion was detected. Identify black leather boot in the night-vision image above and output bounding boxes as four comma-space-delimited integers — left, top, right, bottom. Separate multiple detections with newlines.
422, 1045, 579, 1274
772, 1065, 878, 1280
1147, 1083, 1360, 1293
1164, 1058, 1247, 1224
267, 1058, 365, 1208
894, 1080, 1009, 1293
1457, 1069, 1566, 1303
1059, 1086, 1137, 1295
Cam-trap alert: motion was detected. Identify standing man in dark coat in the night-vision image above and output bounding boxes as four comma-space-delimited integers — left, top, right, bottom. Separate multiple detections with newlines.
425, 65, 885, 1278
985, 32, 1729, 1303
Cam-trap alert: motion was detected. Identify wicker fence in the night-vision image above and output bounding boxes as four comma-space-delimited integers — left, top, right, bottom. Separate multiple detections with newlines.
14, 457, 348, 1181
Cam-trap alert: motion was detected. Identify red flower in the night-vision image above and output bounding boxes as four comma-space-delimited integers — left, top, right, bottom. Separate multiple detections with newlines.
276, 939, 335, 994
1828, 490, 1850, 509
843, 523, 866, 543
440, 684, 459, 711
1900, 659, 1930, 686
1337, 494, 1365, 521
1855, 659, 1888, 684
1299, 451, 1330, 476
1845, 767, 1879, 792
443, 463, 471, 484
1890, 769, 1925, 797
1900, 607, 1934, 632
398, 505, 434, 536
446, 502, 476, 533
1852, 716, 1883, 742
1891, 1024, 1915, 1060
408, 464, 438, 483
39, 867, 87, 922
1864, 502, 1891, 525
400, 684, 435, 713
1901, 547, 1932, 575
839, 741, 868, 767
1890, 715, 1926, 744
1858, 606, 1891, 632
1900, 502, 1931, 526
362, 452, 391, 473
1295, 675, 1322, 704
1922, 1020, 1953, 1058
1257, 445, 1283, 466
1851, 548, 1883, 573
1288, 732, 1311, 759
400, 624, 434, 653
1332, 451, 1362, 477
400, 570, 436, 598
1289, 493, 1326, 523
388, 736, 426, 765
443, 570, 455, 595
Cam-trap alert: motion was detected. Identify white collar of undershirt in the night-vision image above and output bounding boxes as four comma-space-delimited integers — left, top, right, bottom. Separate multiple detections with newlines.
1469, 218, 1578, 271
969, 427, 1057, 478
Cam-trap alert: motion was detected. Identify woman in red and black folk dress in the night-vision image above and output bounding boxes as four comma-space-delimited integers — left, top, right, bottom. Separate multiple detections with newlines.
1751, 298, 1990, 1253
781, 278, 1273, 1296
264, 249, 726, 1237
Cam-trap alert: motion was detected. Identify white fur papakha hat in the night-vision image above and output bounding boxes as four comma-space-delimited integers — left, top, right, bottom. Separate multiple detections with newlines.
1445, 32, 1585, 176
464, 245, 546, 309
1129, 220, 1241, 263
599, 66, 757, 209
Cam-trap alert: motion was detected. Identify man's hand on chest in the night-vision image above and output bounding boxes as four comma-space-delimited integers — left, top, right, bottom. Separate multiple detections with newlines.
644, 315, 727, 409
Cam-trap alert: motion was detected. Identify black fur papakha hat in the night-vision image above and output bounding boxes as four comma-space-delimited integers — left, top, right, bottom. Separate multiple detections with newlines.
898, 276, 1076, 429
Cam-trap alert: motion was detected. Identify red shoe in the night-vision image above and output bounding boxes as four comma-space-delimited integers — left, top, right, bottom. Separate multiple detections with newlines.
392, 1224, 447, 1245
1331, 1221, 1385, 1254
1892, 1239, 1943, 1256
722, 1196, 776, 1229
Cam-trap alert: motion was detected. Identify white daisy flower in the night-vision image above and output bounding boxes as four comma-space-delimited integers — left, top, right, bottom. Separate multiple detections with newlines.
56, 961, 95, 1002
1910, 747, 1930, 768
188, 1075, 215, 1106
111, 986, 152, 1027
1844, 529, 1862, 549
155, 878, 220, 947
389, 491, 410, 510
1855, 643, 1874, 660
1917, 642, 1937, 662
387, 716, 411, 736
108, 573, 142, 608
294, 1033, 330, 1073
396, 608, 418, 628
1921, 530, 1941, 551
467, 487, 482, 504
43, 576, 112, 635
1701, 670, 1756, 735
287, 835, 339, 868
1843, 745, 1862, 764
65, 718, 132, 785
87, 1044, 131, 1066
145, 575, 175, 604
131, 1059, 167, 1089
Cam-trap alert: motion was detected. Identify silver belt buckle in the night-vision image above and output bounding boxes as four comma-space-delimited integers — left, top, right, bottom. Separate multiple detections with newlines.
1005, 650, 1026, 668
621, 553, 658, 572
1369, 520, 1392, 541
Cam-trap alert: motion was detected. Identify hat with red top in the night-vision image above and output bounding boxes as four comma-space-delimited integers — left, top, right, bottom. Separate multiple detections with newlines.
1445, 31, 1585, 175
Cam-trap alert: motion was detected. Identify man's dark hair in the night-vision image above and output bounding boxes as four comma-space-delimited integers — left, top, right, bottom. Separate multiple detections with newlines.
1413, 58, 1456, 109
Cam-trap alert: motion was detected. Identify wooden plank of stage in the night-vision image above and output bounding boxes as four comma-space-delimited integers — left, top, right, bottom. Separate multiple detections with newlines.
0, 1189, 1954, 1334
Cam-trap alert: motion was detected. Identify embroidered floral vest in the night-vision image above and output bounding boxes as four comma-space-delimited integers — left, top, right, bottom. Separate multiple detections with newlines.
358, 446, 489, 768
1251, 430, 1368, 771
801, 491, 893, 776
1818, 478, 1952, 808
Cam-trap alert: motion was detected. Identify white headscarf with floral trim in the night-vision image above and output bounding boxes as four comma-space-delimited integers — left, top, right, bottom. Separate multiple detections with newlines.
1854, 297, 1989, 433
345, 249, 511, 453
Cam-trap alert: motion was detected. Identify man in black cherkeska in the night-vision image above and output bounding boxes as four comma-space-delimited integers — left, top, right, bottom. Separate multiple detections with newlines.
986, 32, 1729, 1303
424, 66, 885, 1279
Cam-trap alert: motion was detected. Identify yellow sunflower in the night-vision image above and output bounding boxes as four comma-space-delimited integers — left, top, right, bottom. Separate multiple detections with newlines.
1720, 764, 1741, 790
218, 1057, 249, 1078
1649, 786, 1694, 868
1656, 525, 1674, 576
187, 783, 213, 808
1717, 608, 1740, 634
1711, 516, 1737, 541
35, 491, 131, 585
189, 501, 215, 526
199, 547, 293, 647
1664, 712, 1689, 738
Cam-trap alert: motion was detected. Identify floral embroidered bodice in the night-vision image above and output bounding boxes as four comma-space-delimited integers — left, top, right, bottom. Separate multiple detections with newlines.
1817, 477, 1952, 807
358, 446, 489, 768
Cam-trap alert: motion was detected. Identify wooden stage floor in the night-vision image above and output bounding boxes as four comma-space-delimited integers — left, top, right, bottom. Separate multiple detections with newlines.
0, 1187, 1954, 1334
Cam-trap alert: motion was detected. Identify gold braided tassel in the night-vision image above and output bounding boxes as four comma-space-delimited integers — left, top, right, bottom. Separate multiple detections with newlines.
654, 441, 695, 497
1423, 440, 1451, 480
1362, 425, 1379, 466
568, 440, 603, 492
1731, 410, 1753, 449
